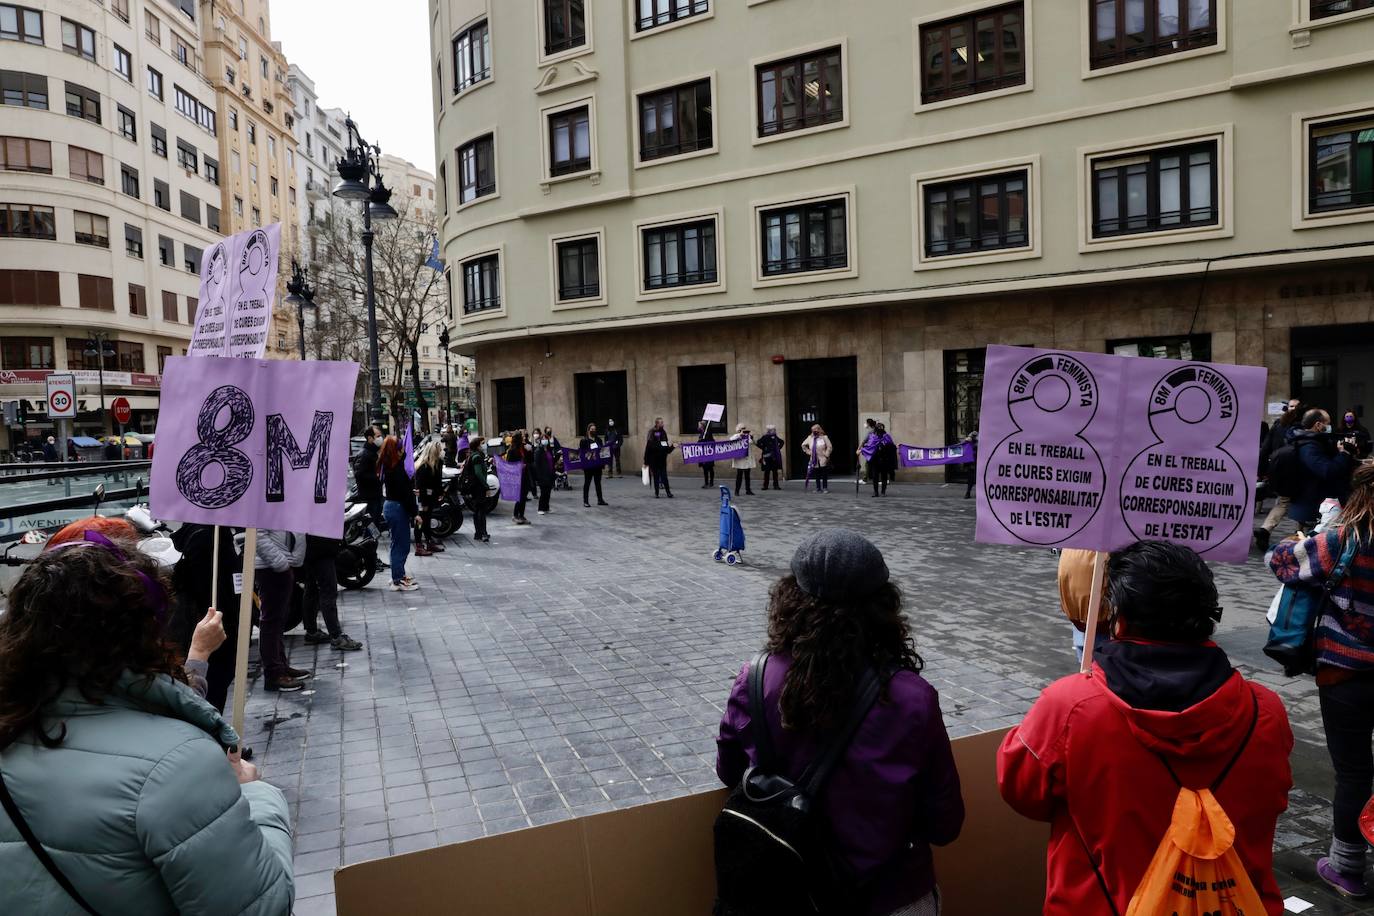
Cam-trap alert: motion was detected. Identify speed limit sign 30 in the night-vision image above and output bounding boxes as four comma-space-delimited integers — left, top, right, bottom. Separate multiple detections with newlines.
45, 373, 77, 419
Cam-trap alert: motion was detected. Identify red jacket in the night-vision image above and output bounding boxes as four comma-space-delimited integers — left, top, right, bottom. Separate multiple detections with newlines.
997, 646, 1293, 916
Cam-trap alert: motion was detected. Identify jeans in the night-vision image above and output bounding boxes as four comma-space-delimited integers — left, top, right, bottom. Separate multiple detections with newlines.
735, 469, 753, 494
302, 552, 341, 638
1319, 676, 1374, 874
384, 500, 411, 582
256, 567, 294, 681
583, 469, 604, 503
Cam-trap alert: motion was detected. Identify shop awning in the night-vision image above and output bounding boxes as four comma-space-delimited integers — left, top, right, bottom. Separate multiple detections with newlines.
70, 436, 102, 447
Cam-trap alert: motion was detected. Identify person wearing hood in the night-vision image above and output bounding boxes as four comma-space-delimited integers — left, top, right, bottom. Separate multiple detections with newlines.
998, 540, 1293, 916
730, 422, 755, 495
1288, 408, 1356, 530
606, 419, 623, 478
757, 425, 785, 490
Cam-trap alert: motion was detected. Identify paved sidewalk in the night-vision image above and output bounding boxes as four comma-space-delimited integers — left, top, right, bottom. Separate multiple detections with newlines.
235, 475, 1362, 915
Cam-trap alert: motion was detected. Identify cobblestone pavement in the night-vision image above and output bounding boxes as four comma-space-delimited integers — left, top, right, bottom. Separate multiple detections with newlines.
235, 474, 1363, 915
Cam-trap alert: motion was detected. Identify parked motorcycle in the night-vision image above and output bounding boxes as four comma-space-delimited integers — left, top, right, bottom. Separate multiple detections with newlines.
428, 466, 466, 538
337, 501, 378, 590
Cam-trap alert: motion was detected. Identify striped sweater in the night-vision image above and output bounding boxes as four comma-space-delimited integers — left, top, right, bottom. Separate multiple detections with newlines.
1270, 527, 1374, 671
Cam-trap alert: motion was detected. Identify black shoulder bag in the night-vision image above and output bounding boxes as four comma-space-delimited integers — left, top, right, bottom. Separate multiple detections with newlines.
0, 764, 103, 915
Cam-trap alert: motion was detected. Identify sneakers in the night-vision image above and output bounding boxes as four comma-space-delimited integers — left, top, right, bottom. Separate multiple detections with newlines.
331, 634, 363, 651
303, 630, 332, 645
390, 580, 419, 592
265, 675, 305, 692
286, 666, 314, 680
1318, 858, 1370, 898
538, 510, 547, 515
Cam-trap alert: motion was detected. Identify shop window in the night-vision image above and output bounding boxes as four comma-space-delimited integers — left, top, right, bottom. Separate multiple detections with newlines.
678, 364, 726, 434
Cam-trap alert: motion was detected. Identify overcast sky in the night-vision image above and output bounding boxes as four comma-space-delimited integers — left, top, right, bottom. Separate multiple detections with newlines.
272, 1, 437, 174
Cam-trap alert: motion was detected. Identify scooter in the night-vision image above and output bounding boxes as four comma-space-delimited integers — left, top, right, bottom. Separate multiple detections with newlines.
427, 466, 467, 539
337, 502, 378, 590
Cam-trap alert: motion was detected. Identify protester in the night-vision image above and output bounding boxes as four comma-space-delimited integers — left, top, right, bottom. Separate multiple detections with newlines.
999, 540, 1293, 915
606, 419, 623, 478
255, 529, 309, 692
698, 420, 717, 488
442, 423, 459, 468
543, 426, 562, 457
353, 425, 384, 530
716, 528, 964, 915
413, 439, 446, 552
579, 423, 609, 508
1337, 408, 1371, 461
41, 435, 58, 462
169, 521, 242, 712
757, 424, 785, 490
861, 422, 896, 497
1057, 547, 1108, 664
531, 430, 557, 515
802, 423, 832, 493
1270, 462, 1374, 897
300, 534, 363, 652
730, 422, 756, 496
463, 438, 491, 543
506, 431, 532, 525
1256, 401, 1305, 549
379, 435, 420, 590
860, 418, 877, 485
103, 437, 121, 461
0, 523, 295, 915
644, 417, 674, 498
1288, 408, 1357, 531
962, 430, 978, 500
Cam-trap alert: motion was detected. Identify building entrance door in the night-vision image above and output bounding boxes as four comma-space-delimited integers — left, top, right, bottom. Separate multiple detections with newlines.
785, 357, 857, 478
574, 371, 628, 438
1292, 323, 1374, 422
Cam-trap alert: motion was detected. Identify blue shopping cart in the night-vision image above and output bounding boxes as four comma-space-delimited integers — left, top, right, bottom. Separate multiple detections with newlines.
713, 485, 746, 565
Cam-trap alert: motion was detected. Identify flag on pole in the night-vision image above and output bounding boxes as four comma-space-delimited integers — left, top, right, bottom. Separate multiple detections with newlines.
425, 237, 444, 273
402, 420, 416, 478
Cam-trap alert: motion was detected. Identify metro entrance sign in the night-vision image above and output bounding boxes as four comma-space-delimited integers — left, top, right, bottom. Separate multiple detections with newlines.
112, 396, 131, 426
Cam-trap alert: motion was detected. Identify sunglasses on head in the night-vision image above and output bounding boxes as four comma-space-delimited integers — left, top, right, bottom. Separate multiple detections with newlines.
49, 530, 170, 626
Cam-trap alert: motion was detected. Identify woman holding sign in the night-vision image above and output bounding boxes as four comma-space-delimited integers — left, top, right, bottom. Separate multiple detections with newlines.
378, 436, 419, 592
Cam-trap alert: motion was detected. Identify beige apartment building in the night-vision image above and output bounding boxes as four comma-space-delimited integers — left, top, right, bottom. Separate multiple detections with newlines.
431, 0, 1374, 478
199, 0, 298, 357
0, 0, 226, 453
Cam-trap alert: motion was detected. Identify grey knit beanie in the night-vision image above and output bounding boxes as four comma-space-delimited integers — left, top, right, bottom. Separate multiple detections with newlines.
790, 528, 889, 601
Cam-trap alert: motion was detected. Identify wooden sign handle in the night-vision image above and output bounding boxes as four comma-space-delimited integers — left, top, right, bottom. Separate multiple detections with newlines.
1079, 551, 1108, 676
231, 528, 258, 739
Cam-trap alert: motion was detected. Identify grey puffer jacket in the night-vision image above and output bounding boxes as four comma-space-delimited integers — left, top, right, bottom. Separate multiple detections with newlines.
253, 529, 306, 572
0, 671, 294, 915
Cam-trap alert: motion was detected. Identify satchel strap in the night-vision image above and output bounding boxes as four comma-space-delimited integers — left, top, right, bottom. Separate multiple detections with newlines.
746, 651, 775, 772
1326, 536, 1360, 594
0, 765, 102, 916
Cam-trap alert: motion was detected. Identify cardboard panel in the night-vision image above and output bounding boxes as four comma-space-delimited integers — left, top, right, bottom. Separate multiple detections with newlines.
335, 727, 1047, 916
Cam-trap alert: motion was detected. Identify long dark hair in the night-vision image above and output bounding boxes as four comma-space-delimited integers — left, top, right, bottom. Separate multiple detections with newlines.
1338, 461, 1374, 547
766, 575, 923, 733
1339, 408, 1366, 433
0, 535, 185, 751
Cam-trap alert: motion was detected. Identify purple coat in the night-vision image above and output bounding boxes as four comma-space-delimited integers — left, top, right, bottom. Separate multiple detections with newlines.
716, 654, 964, 915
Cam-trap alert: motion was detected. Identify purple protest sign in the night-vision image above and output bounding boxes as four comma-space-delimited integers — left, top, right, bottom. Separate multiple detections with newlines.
898, 443, 974, 467
562, 445, 610, 471
975, 346, 1266, 563
681, 438, 750, 465
494, 455, 524, 500
189, 224, 282, 359
149, 356, 360, 538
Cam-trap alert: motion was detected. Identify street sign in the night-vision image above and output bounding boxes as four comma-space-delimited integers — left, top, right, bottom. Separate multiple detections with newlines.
45, 373, 76, 419
111, 396, 132, 425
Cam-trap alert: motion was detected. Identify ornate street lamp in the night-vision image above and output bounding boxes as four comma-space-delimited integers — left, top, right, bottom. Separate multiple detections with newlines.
438, 325, 452, 426
283, 260, 316, 360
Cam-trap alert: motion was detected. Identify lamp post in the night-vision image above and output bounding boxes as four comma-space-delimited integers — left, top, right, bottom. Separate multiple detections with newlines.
82, 332, 115, 445
284, 260, 316, 360
438, 325, 452, 427
331, 115, 398, 432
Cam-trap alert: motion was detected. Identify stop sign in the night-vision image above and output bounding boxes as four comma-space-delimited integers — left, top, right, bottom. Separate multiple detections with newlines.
111, 396, 131, 425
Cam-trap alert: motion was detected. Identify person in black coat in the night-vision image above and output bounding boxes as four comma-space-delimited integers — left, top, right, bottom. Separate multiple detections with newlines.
579, 423, 609, 508
353, 425, 384, 528
531, 431, 557, 514
757, 425, 785, 490
41, 436, 59, 462
643, 417, 674, 498
1337, 408, 1372, 461
413, 440, 446, 553
697, 420, 716, 488
506, 431, 533, 525
301, 534, 362, 651
169, 523, 242, 713
1288, 409, 1357, 529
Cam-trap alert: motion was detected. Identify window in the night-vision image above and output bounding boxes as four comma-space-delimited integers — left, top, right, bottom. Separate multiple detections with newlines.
543, 0, 586, 55
117, 105, 136, 141
923, 169, 1029, 257
1309, 116, 1374, 214
0, 203, 56, 239
162, 290, 178, 321
1, 336, 55, 369
176, 139, 198, 173
642, 218, 718, 290
204, 156, 219, 185
187, 296, 197, 322
1, 70, 47, 109
125, 224, 143, 259
145, 10, 161, 45
179, 191, 200, 224
260, 55, 268, 79
73, 211, 109, 247
154, 179, 169, 211
0, 5, 43, 44
1091, 140, 1218, 237
147, 67, 163, 100
1311, 0, 1374, 18
548, 106, 591, 177
61, 19, 96, 61
760, 197, 848, 276
157, 234, 173, 265
233, 196, 243, 216
247, 120, 256, 144
128, 283, 147, 315
453, 19, 491, 92
0, 137, 52, 173
228, 107, 238, 130
69, 146, 104, 185
639, 78, 713, 161
494, 377, 526, 431
113, 341, 144, 373
1090, 0, 1216, 70
1109, 334, 1211, 361
114, 45, 133, 82
462, 254, 501, 314
151, 123, 167, 157
678, 365, 726, 434
251, 206, 260, 225
268, 135, 275, 158
756, 46, 843, 138
120, 163, 139, 197
206, 204, 220, 232
270, 176, 278, 196
237, 35, 247, 60
287, 187, 295, 204
183, 243, 202, 273
231, 150, 240, 173
556, 236, 600, 301
173, 33, 191, 68
174, 85, 216, 134
177, 0, 195, 21
0, 270, 60, 306
457, 135, 496, 203
439, 162, 448, 214
157, 345, 172, 371
113, 0, 129, 22
249, 162, 257, 183
637, 0, 710, 31
78, 275, 115, 311
65, 82, 100, 124
920, 4, 1025, 105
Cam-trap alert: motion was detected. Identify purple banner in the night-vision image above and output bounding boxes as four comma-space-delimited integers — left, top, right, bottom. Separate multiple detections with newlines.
562, 445, 610, 471
494, 455, 524, 501
899, 443, 974, 467
149, 356, 360, 538
975, 346, 1266, 563
681, 438, 749, 465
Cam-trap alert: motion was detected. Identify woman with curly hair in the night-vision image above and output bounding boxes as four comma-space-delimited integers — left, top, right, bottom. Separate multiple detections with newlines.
715, 528, 964, 916
0, 518, 294, 915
